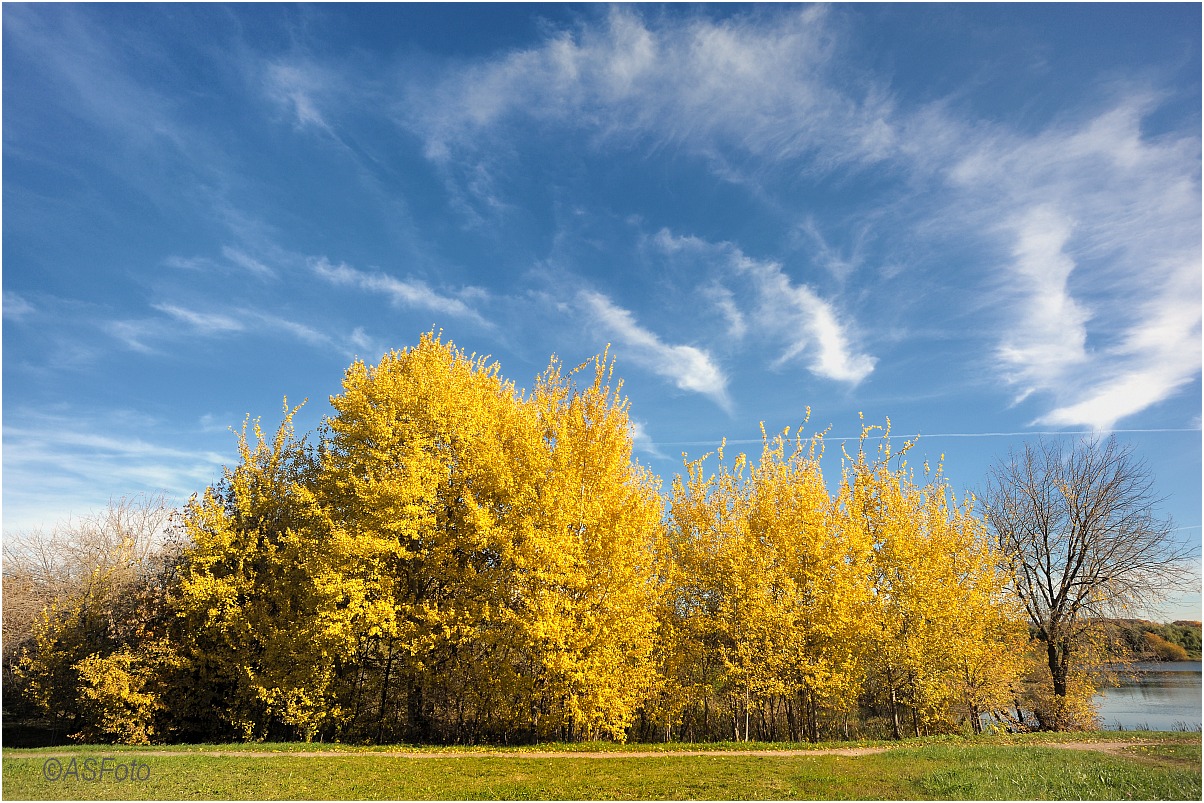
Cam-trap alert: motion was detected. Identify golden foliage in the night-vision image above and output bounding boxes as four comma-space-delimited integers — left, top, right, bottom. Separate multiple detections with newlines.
9, 333, 1037, 744
72, 649, 161, 744
836, 421, 1027, 737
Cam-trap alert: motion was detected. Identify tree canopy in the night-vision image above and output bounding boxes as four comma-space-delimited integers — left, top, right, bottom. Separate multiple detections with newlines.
7, 332, 1182, 745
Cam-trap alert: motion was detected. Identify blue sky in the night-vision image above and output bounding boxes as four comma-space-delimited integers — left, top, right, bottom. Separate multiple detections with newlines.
3, 3, 1200, 618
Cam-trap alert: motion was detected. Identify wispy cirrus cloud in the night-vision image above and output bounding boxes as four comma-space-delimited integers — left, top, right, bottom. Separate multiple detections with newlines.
221, 247, 276, 279
393, 4, 1198, 428
348, 326, 391, 361
115, 303, 335, 355
947, 98, 1201, 430
163, 255, 217, 272
2, 5, 187, 151
654, 229, 876, 385
104, 320, 158, 354
2, 411, 230, 531
703, 284, 747, 341
163, 245, 280, 280
152, 303, 245, 335
4, 292, 36, 321
992, 206, 1091, 396
311, 257, 491, 327
628, 419, 668, 461
795, 217, 866, 283
264, 61, 336, 133
737, 255, 877, 384
253, 312, 332, 349
407, 6, 892, 168
577, 290, 731, 412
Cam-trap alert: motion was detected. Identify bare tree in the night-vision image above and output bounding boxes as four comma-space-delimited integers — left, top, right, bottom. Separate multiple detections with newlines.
2, 494, 179, 665
982, 436, 1195, 728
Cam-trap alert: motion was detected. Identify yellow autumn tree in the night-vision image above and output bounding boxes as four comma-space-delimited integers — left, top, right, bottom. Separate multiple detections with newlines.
745, 425, 871, 741
837, 420, 1025, 737
173, 403, 356, 741
72, 649, 163, 744
7, 327, 1045, 747
317, 332, 543, 742
668, 440, 762, 741
513, 351, 663, 742
316, 334, 662, 743
922, 482, 1028, 734
666, 421, 871, 742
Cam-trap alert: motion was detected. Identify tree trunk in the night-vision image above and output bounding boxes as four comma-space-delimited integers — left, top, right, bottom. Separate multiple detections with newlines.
406, 674, 427, 743
1013, 698, 1028, 729
886, 665, 902, 740
965, 665, 983, 735
803, 687, 819, 743
1047, 639, 1069, 698
731, 696, 740, 742
744, 689, 751, 742
377, 648, 394, 744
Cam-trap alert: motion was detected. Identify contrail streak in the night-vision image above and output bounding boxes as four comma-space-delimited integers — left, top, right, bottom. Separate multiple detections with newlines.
651, 428, 1201, 447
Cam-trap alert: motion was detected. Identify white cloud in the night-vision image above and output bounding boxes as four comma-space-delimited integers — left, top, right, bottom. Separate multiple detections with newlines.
994, 206, 1092, 391
118, 303, 339, 354
1038, 264, 1201, 429
198, 413, 231, 434
401, 6, 1198, 427
163, 255, 215, 272
746, 259, 876, 384
406, 6, 894, 171
629, 419, 668, 461
152, 303, 245, 335
1040, 365, 1197, 431
4, 292, 36, 321
795, 218, 862, 282
251, 312, 331, 349
3, 5, 188, 151
651, 228, 709, 254
2, 414, 229, 533
653, 229, 876, 384
311, 257, 492, 327
577, 290, 731, 411
265, 62, 334, 132
348, 326, 390, 361
163, 248, 278, 280
704, 284, 747, 341
947, 98, 1201, 430
221, 247, 276, 279
105, 320, 160, 354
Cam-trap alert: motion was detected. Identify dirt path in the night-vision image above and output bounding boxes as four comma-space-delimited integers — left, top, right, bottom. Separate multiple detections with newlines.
14, 747, 891, 760
1037, 740, 1157, 755
18, 741, 1166, 760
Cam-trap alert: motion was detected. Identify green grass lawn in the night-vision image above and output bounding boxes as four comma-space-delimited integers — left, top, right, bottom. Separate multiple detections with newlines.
3, 733, 1199, 800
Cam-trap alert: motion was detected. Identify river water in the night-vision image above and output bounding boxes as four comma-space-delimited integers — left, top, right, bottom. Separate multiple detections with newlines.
1093, 661, 1202, 731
